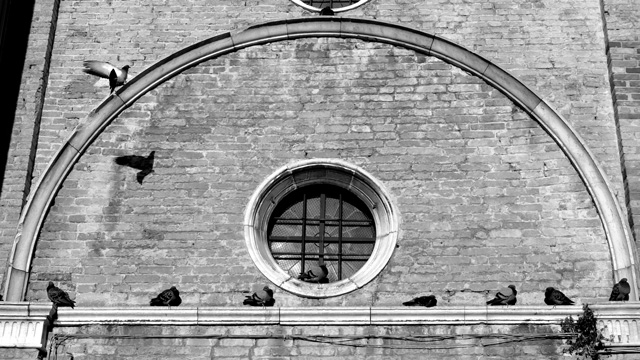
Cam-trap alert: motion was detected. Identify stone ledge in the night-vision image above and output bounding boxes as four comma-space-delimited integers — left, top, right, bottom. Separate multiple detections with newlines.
48, 303, 640, 327
3, 303, 640, 349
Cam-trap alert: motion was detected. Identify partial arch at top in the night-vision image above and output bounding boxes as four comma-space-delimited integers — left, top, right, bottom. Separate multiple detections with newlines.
3, 16, 637, 301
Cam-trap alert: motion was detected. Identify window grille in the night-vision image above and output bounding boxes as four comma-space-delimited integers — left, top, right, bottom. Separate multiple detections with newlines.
268, 184, 376, 283
301, 0, 359, 8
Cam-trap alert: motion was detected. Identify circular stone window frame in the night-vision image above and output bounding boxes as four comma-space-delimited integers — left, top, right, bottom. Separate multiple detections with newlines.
244, 159, 399, 298
289, 0, 372, 13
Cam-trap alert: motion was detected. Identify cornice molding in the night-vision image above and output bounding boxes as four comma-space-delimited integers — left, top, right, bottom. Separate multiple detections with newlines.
0, 303, 53, 350
0, 303, 631, 326
2, 303, 640, 349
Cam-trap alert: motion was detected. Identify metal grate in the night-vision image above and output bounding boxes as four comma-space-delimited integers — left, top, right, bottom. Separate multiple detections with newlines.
268, 184, 376, 282
301, 0, 360, 9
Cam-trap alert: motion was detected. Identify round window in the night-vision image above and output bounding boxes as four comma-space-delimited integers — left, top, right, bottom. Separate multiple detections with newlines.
268, 184, 376, 283
289, 0, 373, 13
244, 159, 399, 298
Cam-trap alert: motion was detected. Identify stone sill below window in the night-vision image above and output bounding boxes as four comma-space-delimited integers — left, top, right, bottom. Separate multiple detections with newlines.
1, 303, 639, 349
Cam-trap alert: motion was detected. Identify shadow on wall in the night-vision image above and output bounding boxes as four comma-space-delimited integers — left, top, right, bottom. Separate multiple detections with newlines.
0, 0, 35, 197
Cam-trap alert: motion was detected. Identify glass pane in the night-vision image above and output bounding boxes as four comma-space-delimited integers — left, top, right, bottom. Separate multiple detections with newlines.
324, 225, 339, 238
270, 241, 301, 254
325, 196, 340, 219
271, 223, 302, 237
342, 201, 370, 220
343, 243, 374, 255
305, 224, 321, 238
343, 225, 375, 238
277, 259, 301, 276
341, 260, 367, 279
302, 0, 359, 8
283, 198, 304, 219
306, 195, 321, 219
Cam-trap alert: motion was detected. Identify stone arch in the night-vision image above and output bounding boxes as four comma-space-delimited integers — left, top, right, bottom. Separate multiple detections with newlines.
3, 17, 637, 301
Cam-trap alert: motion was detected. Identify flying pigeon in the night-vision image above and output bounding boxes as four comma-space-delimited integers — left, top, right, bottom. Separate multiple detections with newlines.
114, 151, 155, 184
298, 263, 329, 283
82, 61, 130, 93
47, 282, 76, 309
402, 295, 437, 307
609, 278, 631, 301
243, 286, 275, 307
150, 286, 182, 307
544, 287, 574, 306
486, 285, 517, 306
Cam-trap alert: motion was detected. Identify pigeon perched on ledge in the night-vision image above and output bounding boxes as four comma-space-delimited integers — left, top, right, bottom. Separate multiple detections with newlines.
319, 7, 334, 15
609, 278, 630, 301
83, 61, 130, 93
544, 287, 574, 306
486, 285, 517, 306
402, 295, 437, 307
47, 282, 76, 309
243, 286, 275, 307
150, 286, 182, 307
114, 151, 155, 184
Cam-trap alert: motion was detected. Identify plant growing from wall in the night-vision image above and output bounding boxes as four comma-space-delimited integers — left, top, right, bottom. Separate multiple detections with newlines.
560, 304, 611, 360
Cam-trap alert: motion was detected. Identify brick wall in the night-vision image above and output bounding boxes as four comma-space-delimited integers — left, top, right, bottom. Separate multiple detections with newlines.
25, 39, 610, 307
36, 324, 566, 360
29, 0, 625, 196
604, 0, 640, 245
0, 0, 60, 291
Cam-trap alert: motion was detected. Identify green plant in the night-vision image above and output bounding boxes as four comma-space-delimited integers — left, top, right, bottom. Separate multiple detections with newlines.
560, 304, 611, 360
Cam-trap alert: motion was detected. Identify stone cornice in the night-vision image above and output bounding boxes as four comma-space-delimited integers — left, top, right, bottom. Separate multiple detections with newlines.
8, 303, 634, 326
0, 303, 53, 350
2, 303, 640, 349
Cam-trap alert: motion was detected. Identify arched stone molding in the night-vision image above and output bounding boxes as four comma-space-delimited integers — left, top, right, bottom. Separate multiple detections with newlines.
3, 17, 638, 301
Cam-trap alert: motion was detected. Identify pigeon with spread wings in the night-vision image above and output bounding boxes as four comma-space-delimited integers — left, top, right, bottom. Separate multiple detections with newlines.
486, 285, 517, 306
83, 61, 130, 93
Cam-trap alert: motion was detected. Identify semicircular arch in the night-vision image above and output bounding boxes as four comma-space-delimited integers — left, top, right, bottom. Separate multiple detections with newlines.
3, 17, 637, 301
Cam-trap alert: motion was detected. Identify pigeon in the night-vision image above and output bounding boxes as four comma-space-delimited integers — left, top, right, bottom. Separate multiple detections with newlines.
544, 287, 574, 306
486, 285, 517, 306
82, 61, 130, 93
0, 294, 3, 301
609, 278, 631, 301
150, 286, 182, 307
319, 7, 334, 15
114, 151, 155, 184
402, 295, 437, 307
243, 286, 275, 307
298, 263, 329, 283
47, 282, 76, 309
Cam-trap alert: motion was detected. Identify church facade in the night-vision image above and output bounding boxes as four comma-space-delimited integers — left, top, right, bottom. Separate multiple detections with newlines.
1, 0, 640, 358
